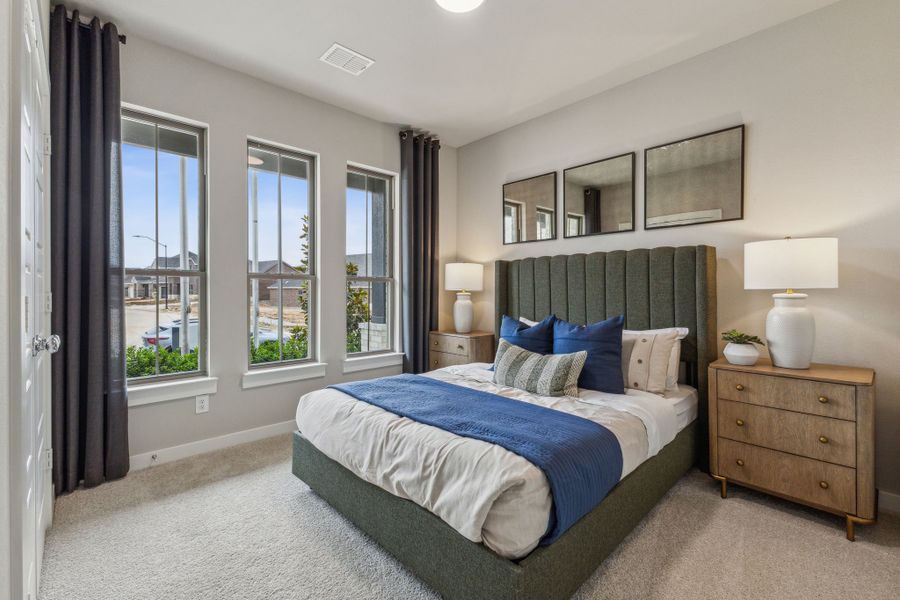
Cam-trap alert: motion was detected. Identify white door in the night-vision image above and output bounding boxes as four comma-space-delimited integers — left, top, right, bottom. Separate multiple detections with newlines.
19, 1, 54, 598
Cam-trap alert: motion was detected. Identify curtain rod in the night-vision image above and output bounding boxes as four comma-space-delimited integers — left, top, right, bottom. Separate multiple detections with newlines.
68, 16, 126, 44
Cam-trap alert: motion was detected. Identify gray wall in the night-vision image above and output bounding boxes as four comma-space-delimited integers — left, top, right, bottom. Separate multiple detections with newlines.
456, 0, 900, 500
120, 35, 457, 456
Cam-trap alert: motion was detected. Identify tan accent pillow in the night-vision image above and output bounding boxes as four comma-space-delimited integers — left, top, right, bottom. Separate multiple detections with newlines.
621, 329, 682, 395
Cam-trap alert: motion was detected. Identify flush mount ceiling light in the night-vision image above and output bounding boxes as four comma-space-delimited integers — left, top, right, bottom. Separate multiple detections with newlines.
435, 0, 484, 13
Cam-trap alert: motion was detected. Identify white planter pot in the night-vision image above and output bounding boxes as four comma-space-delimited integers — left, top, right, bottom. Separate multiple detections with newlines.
723, 342, 760, 366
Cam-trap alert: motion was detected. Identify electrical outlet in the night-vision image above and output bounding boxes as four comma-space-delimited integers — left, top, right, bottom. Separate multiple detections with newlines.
195, 394, 210, 414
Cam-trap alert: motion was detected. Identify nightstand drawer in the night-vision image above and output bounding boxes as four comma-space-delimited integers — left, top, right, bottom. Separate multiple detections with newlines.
718, 400, 856, 467
429, 351, 469, 370
430, 333, 470, 357
718, 438, 856, 514
717, 370, 855, 421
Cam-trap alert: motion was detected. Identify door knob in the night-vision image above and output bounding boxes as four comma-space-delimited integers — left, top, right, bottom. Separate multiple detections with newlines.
32, 334, 61, 356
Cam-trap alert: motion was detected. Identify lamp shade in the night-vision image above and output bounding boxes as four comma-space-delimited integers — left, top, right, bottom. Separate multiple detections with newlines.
445, 263, 483, 292
744, 237, 838, 290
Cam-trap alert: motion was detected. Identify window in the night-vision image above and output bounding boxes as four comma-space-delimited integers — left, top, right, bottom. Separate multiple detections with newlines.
346, 167, 394, 355
566, 213, 584, 237
504, 201, 522, 243
536, 207, 555, 240
122, 110, 206, 381
247, 142, 316, 366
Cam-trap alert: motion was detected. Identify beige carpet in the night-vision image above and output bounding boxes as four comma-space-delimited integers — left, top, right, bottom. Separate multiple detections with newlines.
40, 434, 899, 600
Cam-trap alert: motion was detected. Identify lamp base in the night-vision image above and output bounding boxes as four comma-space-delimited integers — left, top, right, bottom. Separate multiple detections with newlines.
453, 292, 474, 333
766, 293, 815, 369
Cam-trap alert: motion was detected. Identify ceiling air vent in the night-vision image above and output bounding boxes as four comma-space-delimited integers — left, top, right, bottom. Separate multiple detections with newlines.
319, 43, 374, 76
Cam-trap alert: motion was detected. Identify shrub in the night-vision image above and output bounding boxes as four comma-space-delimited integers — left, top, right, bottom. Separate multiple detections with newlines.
126, 345, 199, 378
250, 327, 309, 363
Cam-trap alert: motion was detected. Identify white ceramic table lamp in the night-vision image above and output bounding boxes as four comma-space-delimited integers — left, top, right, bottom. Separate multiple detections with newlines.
744, 237, 838, 369
445, 263, 484, 334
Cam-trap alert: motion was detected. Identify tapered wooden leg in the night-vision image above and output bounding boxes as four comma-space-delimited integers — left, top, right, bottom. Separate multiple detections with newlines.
846, 514, 876, 541
712, 475, 727, 499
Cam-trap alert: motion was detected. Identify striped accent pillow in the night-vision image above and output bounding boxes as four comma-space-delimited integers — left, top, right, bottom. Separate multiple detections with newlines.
493, 339, 587, 397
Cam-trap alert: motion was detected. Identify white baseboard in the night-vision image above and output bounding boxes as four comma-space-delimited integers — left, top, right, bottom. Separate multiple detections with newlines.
130, 419, 297, 471
880, 489, 900, 516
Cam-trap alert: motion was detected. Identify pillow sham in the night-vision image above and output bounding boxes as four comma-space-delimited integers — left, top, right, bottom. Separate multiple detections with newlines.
499, 314, 556, 355
621, 328, 685, 394
552, 315, 625, 395
493, 339, 586, 397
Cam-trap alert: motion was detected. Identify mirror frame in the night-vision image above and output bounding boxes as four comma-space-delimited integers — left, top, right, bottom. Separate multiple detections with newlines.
562, 152, 636, 239
501, 171, 558, 245
643, 124, 745, 231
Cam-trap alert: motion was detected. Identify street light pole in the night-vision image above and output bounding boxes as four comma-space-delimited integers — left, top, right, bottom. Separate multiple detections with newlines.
132, 234, 168, 309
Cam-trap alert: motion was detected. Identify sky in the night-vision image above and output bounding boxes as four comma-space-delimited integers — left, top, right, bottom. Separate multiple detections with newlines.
123, 143, 200, 269
122, 142, 373, 271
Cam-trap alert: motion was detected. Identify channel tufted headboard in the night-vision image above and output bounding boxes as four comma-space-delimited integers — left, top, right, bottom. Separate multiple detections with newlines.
494, 245, 717, 470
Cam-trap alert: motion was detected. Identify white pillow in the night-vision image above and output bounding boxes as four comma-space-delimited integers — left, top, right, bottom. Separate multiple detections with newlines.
622, 327, 688, 394
519, 317, 538, 327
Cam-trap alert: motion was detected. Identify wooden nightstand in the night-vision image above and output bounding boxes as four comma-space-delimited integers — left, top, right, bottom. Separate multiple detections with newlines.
428, 331, 495, 370
709, 358, 876, 540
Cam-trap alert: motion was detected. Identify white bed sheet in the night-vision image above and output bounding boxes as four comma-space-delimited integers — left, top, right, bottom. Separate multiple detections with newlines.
667, 384, 699, 431
295, 363, 694, 559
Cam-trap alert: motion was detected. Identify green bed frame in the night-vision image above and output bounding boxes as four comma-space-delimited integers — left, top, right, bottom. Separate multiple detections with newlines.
292, 246, 717, 600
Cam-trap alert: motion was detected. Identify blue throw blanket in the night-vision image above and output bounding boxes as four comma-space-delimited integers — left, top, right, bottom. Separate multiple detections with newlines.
330, 374, 623, 545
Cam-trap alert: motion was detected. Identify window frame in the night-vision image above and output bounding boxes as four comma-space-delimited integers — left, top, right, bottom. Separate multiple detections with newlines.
246, 139, 318, 369
503, 200, 523, 243
346, 165, 396, 358
566, 212, 585, 237
535, 206, 555, 240
122, 108, 209, 384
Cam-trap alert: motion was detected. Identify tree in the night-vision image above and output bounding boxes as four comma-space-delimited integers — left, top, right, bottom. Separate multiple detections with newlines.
295, 214, 370, 353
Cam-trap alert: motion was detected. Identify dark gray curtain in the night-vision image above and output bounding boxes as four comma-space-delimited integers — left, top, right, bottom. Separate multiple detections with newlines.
50, 6, 128, 494
400, 131, 440, 373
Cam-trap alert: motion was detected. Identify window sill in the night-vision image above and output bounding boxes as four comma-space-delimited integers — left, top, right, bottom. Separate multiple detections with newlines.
343, 352, 404, 374
241, 362, 328, 390
127, 376, 219, 407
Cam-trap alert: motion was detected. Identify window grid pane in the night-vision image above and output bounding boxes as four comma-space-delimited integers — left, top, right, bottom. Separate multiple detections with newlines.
248, 143, 316, 367
123, 110, 206, 382
346, 168, 393, 356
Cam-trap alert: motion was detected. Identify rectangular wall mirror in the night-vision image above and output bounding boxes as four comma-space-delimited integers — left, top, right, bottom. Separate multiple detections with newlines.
563, 152, 635, 237
502, 172, 557, 244
644, 124, 744, 229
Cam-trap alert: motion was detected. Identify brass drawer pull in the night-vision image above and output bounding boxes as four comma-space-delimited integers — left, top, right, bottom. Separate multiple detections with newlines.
735, 419, 745, 427
819, 436, 829, 444
818, 396, 829, 404
432, 360, 438, 366
433, 341, 439, 346
819, 481, 829, 490
457, 344, 465, 350
736, 459, 745, 467
735, 384, 745, 391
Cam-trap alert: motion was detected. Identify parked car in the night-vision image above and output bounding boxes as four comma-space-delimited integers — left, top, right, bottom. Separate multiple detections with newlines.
141, 318, 200, 351
250, 329, 280, 346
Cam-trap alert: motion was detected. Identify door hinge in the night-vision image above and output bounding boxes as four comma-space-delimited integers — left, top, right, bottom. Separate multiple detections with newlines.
45, 448, 53, 470
43, 133, 52, 156
46, 291, 52, 313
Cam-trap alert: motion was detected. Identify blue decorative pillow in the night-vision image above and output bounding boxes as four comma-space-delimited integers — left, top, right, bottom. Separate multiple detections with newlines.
553, 316, 625, 394
499, 314, 556, 355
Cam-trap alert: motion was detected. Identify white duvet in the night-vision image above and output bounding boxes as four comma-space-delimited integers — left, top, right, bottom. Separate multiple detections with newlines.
295, 363, 695, 559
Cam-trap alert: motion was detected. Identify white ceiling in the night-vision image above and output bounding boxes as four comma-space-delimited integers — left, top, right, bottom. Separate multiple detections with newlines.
70, 0, 838, 147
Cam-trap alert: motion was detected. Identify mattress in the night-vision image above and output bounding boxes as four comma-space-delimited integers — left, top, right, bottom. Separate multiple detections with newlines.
295, 363, 697, 559
667, 384, 700, 431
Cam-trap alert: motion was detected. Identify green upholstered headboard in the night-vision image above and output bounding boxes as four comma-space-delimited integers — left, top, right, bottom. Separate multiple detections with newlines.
494, 246, 717, 469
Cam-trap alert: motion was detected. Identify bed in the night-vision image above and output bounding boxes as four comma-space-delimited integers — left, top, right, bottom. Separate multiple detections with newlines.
292, 246, 717, 600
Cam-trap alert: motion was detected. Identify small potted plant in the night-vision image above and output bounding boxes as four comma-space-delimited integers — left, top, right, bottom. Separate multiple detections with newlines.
721, 329, 765, 366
